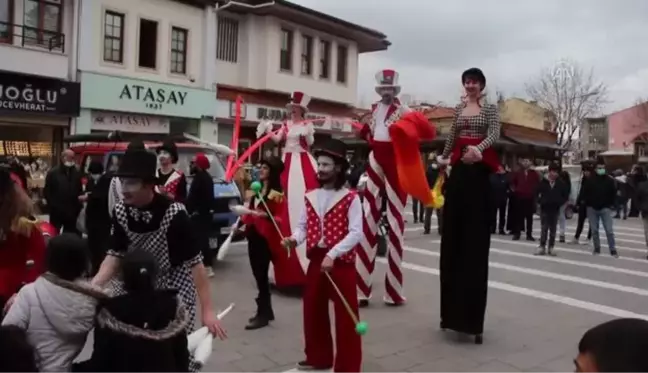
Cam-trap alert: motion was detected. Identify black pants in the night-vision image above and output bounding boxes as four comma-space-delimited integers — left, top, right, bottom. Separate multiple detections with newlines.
50, 212, 80, 236
191, 214, 213, 268
491, 199, 507, 233
86, 227, 110, 276
506, 195, 516, 232
540, 210, 559, 248
412, 199, 424, 222
513, 197, 535, 237
574, 205, 592, 240
423, 207, 443, 234
247, 228, 273, 317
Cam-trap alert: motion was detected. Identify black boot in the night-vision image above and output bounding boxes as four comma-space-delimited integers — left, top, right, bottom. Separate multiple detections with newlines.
246, 298, 274, 330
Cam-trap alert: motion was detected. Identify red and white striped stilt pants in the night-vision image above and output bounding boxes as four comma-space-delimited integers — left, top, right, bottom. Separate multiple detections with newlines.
356, 141, 407, 305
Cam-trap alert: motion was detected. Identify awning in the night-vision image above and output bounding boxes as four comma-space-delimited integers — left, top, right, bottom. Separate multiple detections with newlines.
599, 150, 634, 156
506, 136, 562, 151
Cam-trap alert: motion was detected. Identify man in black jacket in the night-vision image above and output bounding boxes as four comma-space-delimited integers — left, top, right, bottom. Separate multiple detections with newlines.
490, 166, 509, 235
535, 163, 569, 256
582, 159, 618, 257
43, 149, 83, 235
187, 153, 216, 277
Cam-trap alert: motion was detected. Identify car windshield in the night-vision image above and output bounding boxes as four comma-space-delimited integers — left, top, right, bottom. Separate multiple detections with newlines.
174, 148, 227, 180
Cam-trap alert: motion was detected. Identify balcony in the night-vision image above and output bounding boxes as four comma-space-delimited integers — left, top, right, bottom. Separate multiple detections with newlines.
0, 21, 65, 52
0, 22, 68, 78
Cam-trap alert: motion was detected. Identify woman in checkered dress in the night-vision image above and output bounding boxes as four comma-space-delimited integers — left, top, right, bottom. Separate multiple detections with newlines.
92, 148, 227, 371
437, 68, 500, 345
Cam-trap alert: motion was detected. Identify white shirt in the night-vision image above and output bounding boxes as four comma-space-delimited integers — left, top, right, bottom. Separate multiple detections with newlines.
372, 103, 391, 141
292, 189, 363, 259
108, 177, 123, 217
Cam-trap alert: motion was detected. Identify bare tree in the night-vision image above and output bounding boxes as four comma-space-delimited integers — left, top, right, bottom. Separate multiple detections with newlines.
525, 59, 608, 152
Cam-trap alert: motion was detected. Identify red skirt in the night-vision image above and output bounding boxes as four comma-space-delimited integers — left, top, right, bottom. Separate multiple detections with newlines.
449, 137, 500, 172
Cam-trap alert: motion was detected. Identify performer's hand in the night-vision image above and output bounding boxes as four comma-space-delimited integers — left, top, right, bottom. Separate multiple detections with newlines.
437, 156, 450, 166
254, 211, 268, 218
282, 237, 297, 249
202, 312, 228, 340
3, 293, 17, 314
321, 256, 334, 272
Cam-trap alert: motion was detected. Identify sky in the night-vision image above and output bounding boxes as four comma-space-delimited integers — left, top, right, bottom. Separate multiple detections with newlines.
289, 0, 648, 113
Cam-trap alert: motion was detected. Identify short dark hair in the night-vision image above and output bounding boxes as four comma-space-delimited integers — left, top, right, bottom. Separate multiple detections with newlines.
0, 325, 38, 371
45, 233, 89, 281
121, 250, 158, 295
578, 318, 648, 372
548, 163, 560, 172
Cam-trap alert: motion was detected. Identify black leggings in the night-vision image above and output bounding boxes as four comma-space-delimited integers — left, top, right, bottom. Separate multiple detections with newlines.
247, 228, 272, 307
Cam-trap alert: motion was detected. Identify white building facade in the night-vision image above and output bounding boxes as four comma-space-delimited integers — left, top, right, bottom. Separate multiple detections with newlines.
74, 0, 219, 142
0, 0, 81, 164
210, 0, 389, 152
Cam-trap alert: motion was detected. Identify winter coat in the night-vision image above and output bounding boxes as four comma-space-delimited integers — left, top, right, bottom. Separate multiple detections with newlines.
75, 290, 190, 372
2, 273, 106, 372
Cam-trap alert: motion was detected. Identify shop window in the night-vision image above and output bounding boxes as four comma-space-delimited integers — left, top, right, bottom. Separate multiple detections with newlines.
0, 0, 13, 43
319, 39, 330, 79
170, 27, 187, 74
300, 34, 312, 76
280, 28, 293, 71
336, 44, 348, 83
216, 16, 238, 63
23, 0, 63, 50
103, 11, 124, 63
138, 18, 158, 69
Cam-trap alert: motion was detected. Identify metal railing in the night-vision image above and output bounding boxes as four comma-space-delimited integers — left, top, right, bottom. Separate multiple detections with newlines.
0, 21, 65, 52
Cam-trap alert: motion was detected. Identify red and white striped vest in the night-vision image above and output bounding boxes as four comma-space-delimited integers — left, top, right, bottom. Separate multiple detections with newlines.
156, 169, 183, 201
304, 189, 357, 264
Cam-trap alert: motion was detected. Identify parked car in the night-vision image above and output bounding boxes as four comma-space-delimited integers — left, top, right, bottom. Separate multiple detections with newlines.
64, 132, 242, 255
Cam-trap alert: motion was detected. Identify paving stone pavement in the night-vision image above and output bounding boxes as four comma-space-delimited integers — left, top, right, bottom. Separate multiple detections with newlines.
72, 210, 648, 371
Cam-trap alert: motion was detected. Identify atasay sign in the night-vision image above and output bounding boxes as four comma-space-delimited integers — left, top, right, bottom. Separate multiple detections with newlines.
119, 84, 188, 111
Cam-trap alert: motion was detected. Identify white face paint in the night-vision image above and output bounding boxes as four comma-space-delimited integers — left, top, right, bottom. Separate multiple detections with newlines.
120, 178, 144, 193
158, 150, 171, 162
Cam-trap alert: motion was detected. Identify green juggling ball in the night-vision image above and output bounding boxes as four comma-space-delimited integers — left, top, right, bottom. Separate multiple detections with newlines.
250, 181, 262, 193
355, 321, 368, 335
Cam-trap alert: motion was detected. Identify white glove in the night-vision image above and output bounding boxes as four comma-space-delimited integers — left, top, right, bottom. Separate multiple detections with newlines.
255, 120, 272, 138
437, 156, 450, 166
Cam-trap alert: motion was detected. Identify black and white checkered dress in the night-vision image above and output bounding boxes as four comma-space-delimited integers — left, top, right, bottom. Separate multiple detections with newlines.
107, 196, 203, 371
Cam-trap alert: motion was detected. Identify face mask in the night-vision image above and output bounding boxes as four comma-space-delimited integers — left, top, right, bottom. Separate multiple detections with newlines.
596, 169, 606, 176
90, 174, 101, 181
64, 161, 75, 168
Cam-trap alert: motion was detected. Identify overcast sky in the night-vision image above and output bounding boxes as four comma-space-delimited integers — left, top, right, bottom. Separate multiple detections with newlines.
290, 0, 648, 113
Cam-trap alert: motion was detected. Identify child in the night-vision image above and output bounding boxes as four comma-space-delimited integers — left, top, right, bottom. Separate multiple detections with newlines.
2, 233, 105, 372
76, 249, 190, 372
0, 325, 38, 371
535, 163, 569, 256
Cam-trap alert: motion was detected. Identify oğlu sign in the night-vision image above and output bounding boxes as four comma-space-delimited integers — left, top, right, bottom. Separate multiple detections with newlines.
0, 71, 80, 116
119, 84, 188, 111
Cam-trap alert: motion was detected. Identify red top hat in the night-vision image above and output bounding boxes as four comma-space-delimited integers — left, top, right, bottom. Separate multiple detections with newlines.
286, 91, 311, 112
375, 69, 401, 95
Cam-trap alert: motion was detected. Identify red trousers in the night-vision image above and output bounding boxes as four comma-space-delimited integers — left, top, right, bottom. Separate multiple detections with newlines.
303, 250, 362, 372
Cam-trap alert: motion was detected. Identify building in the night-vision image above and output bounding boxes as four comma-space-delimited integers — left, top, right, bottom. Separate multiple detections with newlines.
0, 0, 81, 165
607, 101, 648, 156
210, 0, 389, 157
580, 117, 609, 159
75, 0, 218, 142
499, 98, 556, 131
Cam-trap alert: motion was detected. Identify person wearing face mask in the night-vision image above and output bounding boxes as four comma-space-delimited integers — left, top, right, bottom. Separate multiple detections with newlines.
84, 161, 112, 275
92, 148, 227, 371
581, 158, 618, 257
186, 154, 216, 278
155, 140, 187, 203
43, 149, 83, 235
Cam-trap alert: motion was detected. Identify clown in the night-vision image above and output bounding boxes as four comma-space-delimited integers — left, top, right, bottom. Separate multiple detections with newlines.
356, 69, 412, 307
155, 140, 187, 203
256, 91, 317, 291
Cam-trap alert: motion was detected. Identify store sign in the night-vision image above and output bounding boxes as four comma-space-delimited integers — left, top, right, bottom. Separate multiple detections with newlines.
253, 105, 351, 132
90, 110, 170, 134
80, 72, 215, 119
0, 70, 80, 116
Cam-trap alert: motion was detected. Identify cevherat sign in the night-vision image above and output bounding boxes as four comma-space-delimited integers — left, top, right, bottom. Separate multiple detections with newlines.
80, 72, 214, 119
0, 70, 80, 116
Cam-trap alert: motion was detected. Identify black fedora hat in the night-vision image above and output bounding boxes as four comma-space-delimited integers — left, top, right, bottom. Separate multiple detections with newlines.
115, 149, 157, 181
313, 139, 348, 166
260, 156, 285, 175
156, 139, 178, 163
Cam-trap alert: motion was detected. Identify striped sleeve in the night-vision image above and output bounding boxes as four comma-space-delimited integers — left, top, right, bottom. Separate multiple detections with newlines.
441, 105, 461, 158
475, 104, 501, 152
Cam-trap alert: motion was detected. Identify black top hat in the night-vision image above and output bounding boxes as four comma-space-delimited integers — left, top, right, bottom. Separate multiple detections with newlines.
115, 149, 157, 181
461, 68, 486, 91
156, 140, 178, 163
260, 156, 285, 175
313, 139, 348, 166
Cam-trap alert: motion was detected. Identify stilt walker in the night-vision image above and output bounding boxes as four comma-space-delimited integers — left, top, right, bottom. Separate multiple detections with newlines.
283, 139, 365, 372
356, 69, 436, 306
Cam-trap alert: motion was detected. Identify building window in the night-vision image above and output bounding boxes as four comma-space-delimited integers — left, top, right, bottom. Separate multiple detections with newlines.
23, 0, 63, 50
336, 44, 347, 83
216, 16, 238, 63
138, 18, 158, 69
319, 39, 330, 79
300, 34, 312, 75
0, 0, 13, 42
170, 27, 187, 74
103, 11, 124, 63
280, 28, 293, 71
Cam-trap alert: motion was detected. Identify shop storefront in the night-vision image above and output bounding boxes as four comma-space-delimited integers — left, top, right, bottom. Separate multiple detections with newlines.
0, 69, 81, 168
76, 72, 216, 139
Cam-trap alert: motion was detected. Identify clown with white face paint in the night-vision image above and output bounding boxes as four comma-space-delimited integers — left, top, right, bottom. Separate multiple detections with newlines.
155, 140, 187, 203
